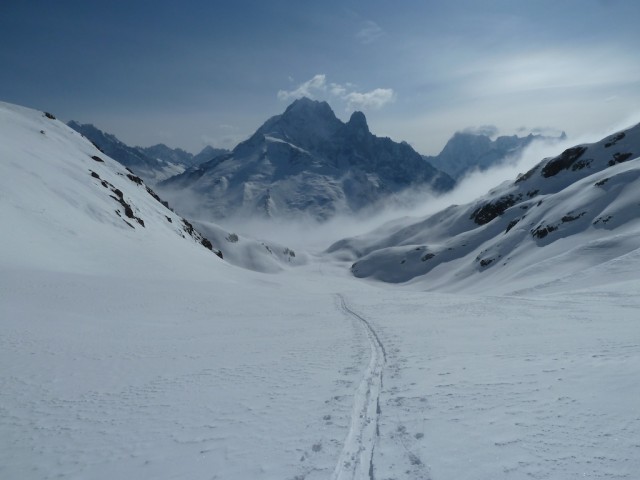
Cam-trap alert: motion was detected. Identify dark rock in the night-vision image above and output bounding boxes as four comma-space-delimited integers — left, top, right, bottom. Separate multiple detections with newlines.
480, 258, 494, 267
91, 155, 104, 163
126, 173, 144, 185
531, 224, 558, 239
44, 112, 56, 120
470, 194, 522, 225
604, 132, 625, 148
515, 164, 540, 184
505, 218, 520, 233
561, 212, 586, 223
608, 152, 633, 167
541, 146, 587, 177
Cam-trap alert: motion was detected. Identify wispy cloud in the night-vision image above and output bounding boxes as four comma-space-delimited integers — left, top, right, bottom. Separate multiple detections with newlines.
277, 74, 327, 101
456, 48, 640, 98
278, 74, 395, 111
355, 20, 384, 44
462, 125, 499, 137
344, 88, 395, 110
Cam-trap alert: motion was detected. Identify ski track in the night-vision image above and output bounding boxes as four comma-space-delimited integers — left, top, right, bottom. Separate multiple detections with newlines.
331, 294, 387, 480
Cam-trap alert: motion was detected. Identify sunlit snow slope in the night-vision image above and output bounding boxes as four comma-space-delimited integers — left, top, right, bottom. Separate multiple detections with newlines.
330, 124, 640, 293
2, 101, 639, 480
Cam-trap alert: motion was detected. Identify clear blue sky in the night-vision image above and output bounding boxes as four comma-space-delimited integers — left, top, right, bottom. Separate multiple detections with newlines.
2, 0, 639, 154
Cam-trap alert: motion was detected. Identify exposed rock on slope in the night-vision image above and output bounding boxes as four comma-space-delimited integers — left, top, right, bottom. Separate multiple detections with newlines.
1, 103, 223, 272
329, 123, 640, 293
67, 121, 229, 185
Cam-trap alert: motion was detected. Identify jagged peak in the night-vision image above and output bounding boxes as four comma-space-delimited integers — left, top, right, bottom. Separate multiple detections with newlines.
282, 97, 336, 120
347, 110, 369, 134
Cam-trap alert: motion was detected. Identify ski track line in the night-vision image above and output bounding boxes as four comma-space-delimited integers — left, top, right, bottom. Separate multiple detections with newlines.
331, 294, 387, 480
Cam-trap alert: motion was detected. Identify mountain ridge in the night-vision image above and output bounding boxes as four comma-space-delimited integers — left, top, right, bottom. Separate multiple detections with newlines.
329, 122, 640, 293
67, 121, 229, 185
424, 130, 566, 180
159, 98, 454, 222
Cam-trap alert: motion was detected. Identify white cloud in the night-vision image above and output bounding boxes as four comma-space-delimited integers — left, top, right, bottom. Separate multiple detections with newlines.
456, 47, 640, 99
356, 20, 384, 44
278, 74, 395, 111
277, 74, 327, 101
344, 88, 396, 110
462, 125, 499, 137
329, 82, 347, 97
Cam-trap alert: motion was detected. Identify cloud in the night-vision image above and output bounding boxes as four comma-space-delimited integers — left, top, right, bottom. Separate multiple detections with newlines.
461, 125, 499, 137
356, 20, 384, 44
344, 88, 396, 110
459, 48, 640, 99
530, 126, 565, 137
329, 82, 347, 96
277, 74, 327, 101
278, 74, 395, 111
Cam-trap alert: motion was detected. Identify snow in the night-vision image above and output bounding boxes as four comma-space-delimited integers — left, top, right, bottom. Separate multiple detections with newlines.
2, 101, 640, 479
333, 123, 640, 294
157, 98, 453, 222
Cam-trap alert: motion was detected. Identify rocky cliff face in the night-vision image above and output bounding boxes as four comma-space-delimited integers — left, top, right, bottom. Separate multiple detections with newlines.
159, 98, 454, 222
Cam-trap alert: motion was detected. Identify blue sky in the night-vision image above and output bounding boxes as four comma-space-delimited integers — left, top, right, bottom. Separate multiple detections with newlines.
2, 0, 639, 154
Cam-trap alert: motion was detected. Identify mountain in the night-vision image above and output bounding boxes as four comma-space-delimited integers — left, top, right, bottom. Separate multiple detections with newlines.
67, 121, 230, 184
158, 98, 454, 222
424, 130, 566, 180
4, 100, 640, 479
138, 143, 194, 167
0, 104, 224, 273
329, 123, 640, 293
67, 121, 186, 185
1, 101, 306, 274
140, 143, 230, 168
190, 145, 230, 166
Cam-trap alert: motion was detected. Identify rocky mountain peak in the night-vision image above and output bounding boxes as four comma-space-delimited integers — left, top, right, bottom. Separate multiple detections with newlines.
346, 111, 370, 136
282, 97, 337, 122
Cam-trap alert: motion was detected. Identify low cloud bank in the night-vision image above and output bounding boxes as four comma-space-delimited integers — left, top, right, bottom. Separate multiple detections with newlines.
163, 116, 640, 256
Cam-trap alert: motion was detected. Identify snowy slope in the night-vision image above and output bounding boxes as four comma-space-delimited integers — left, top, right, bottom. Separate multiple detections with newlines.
158, 98, 454, 222
424, 130, 565, 180
1, 104, 225, 274
67, 121, 186, 186
330, 124, 640, 293
2, 100, 640, 480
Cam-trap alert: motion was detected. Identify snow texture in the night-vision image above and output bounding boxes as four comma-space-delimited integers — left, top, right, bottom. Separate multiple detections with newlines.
332, 123, 640, 294
2, 101, 640, 480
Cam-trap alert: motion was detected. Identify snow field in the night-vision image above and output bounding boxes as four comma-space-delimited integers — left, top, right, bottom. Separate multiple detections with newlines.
347, 285, 640, 480
2, 100, 640, 479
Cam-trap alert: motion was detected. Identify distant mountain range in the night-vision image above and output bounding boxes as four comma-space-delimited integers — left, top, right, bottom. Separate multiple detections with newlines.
424, 130, 566, 180
329, 123, 640, 293
4, 99, 640, 290
67, 121, 228, 185
158, 98, 454, 222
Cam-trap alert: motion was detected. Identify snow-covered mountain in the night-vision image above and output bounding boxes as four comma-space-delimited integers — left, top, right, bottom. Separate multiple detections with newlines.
4, 100, 640, 479
0, 105, 222, 272
189, 145, 229, 166
158, 98, 455, 222
424, 130, 566, 180
140, 143, 230, 168
1, 102, 306, 274
329, 123, 640, 293
66, 121, 185, 185
67, 121, 229, 185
